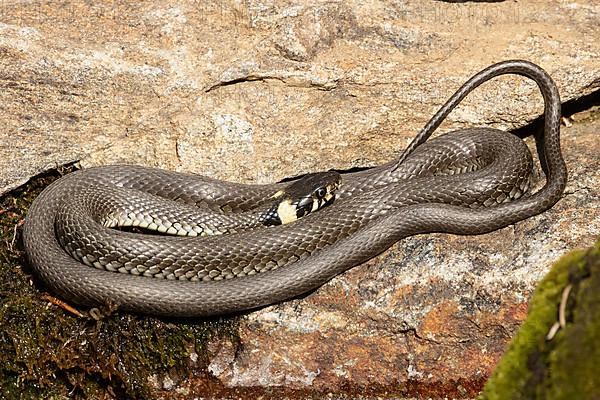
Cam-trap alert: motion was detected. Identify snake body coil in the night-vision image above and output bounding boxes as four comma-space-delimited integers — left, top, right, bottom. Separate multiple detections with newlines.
23, 60, 567, 317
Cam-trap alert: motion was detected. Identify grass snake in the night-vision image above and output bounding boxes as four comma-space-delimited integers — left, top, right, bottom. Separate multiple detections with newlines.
23, 60, 567, 317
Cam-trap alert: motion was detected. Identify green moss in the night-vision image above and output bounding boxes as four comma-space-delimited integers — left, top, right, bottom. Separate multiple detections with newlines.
544, 243, 600, 399
0, 168, 240, 399
481, 240, 600, 400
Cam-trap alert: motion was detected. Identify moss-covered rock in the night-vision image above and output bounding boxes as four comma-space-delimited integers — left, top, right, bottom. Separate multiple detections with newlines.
481, 240, 600, 400
0, 170, 239, 399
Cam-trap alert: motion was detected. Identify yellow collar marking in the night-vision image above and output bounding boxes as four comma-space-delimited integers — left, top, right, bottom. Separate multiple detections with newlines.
277, 200, 297, 224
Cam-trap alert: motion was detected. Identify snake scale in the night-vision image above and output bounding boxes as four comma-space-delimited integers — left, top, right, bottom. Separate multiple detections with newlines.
23, 60, 567, 317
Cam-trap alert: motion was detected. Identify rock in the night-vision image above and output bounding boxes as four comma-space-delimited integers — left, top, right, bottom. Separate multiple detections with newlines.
1, 1, 599, 194
201, 114, 600, 398
481, 240, 600, 400
0, 0, 599, 398
272, 3, 360, 63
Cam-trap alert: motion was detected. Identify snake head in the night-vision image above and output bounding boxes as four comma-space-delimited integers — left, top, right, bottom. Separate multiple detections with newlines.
262, 171, 342, 226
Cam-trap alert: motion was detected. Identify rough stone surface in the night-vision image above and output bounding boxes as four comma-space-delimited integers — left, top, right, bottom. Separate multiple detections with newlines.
200, 112, 600, 398
1, 1, 599, 194
0, 0, 599, 398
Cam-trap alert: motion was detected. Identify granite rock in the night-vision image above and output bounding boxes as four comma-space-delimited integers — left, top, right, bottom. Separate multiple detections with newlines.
202, 113, 600, 398
1, 1, 599, 193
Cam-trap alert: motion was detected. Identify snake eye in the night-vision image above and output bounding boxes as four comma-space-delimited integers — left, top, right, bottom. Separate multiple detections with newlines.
314, 187, 327, 199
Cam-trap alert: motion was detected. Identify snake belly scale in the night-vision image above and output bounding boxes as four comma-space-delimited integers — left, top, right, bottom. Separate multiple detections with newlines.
23, 60, 567, 317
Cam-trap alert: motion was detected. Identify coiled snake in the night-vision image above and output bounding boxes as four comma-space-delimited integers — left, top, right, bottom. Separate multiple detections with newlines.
23, 60, 567, 317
